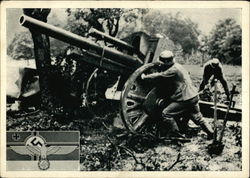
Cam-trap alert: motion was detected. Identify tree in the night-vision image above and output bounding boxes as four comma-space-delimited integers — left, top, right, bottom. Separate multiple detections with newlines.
65, 8, 123, 37
198, 35, 210, 66
117, 8, 149, 38
207, 18, 242, 65
65, 8, 149, 38
7, 31, 68, 60
23, 8, 58, 111
142, 11, 200, 55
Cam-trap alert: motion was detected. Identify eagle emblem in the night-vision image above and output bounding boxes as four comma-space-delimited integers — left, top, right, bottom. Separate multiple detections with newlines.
10, 134, 77, 170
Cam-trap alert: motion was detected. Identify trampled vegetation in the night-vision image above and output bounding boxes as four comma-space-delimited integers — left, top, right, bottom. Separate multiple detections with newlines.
7, 65, 242, 171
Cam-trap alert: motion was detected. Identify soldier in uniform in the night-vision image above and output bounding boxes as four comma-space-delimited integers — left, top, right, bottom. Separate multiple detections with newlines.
141, 50, 213, 139
199, 58, 230, 100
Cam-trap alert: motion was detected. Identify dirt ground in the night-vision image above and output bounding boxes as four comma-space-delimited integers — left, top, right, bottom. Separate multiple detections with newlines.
6, 64, 242, 171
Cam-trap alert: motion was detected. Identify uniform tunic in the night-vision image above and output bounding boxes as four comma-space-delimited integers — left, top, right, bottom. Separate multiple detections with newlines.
144, 62, 205, 134
199, 60, 229, 98
143, 63, 198, 101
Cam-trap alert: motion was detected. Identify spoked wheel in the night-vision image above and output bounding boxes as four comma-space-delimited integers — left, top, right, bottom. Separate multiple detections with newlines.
120, 63, 171, 134
85, 68, 119, 117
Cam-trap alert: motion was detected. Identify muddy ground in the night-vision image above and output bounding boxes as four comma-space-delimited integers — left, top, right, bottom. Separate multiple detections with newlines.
6, 64, 242, 171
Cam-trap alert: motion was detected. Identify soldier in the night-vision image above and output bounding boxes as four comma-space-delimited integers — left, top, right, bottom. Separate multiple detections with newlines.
199, 58, 230, 100
141, 50, 213, 139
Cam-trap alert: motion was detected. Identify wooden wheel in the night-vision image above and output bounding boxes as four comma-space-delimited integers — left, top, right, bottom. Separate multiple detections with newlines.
85, 69, 119, 117
120, 63, 171, 133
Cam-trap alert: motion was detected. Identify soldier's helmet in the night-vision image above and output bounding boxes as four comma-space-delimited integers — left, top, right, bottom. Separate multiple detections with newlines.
159, 50, 174, 65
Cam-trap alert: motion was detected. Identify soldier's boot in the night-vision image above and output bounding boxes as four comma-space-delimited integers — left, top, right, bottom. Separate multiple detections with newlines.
176, 116, 190, 133
191, 112, 214, 140
200, 122, 214, 140
159, 117, 186, 139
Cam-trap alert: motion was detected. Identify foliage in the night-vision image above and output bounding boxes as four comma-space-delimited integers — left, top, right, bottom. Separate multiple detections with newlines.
49, 48, 94, 115
172, 43, 185, 64
7, 31, 68, 60
65, 8, 149, 38
7, 31, 34, 60
197, 35, 211, 65
207, 18, 242, 65
198, 35, 209, 54
116, 8, 149, 38
186, 51, 204, 65
142, 11, 200, 55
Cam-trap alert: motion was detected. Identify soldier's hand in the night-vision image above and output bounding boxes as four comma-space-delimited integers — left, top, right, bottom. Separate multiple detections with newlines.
141, 73, 146, 80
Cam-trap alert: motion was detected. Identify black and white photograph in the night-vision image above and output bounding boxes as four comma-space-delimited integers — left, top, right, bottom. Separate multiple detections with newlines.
1, 1, 249, 177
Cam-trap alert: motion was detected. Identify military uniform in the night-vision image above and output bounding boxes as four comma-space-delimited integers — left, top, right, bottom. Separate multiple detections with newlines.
142, 51, 213, 139
199, 59, 230, 99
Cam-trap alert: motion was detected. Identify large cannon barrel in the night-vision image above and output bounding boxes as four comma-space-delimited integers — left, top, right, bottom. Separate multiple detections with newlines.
19, 15, 143, 68
88, 28, 135, 53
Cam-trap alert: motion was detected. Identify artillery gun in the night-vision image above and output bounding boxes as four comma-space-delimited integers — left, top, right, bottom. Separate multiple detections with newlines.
20, 14, 174, 134
19, 15, 241, 135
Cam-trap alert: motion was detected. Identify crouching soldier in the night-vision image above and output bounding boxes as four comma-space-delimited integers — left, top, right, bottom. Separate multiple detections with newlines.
141, 50, 213, 139
199, 58, 230, 100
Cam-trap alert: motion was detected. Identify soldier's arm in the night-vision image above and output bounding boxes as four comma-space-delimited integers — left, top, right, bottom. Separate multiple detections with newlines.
216, 64, 224, 77
142, 69, 176, 80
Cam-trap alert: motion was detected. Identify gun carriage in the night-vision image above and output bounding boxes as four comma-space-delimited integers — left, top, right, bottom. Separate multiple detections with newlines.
20, 15, 241, 134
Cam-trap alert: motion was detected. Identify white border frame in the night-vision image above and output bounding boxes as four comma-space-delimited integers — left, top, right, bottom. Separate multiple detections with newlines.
1, 1, 249, 177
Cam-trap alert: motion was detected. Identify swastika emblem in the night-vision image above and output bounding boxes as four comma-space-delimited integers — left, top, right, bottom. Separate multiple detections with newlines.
7, 131, 80, 171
